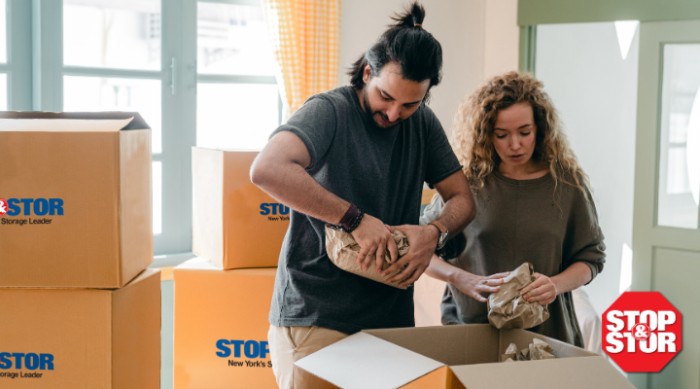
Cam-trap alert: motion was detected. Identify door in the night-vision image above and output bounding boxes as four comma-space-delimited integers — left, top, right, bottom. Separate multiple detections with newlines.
631, 20, 700, 389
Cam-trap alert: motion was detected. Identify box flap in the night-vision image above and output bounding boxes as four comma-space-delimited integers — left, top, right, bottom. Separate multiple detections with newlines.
0, 111, 150, 131
295, 332, 444, 389
450, 356, 633, 389
366, 324, 498, 365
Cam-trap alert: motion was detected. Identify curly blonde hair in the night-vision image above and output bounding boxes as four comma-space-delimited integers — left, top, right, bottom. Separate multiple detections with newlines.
453, 71, 588, 192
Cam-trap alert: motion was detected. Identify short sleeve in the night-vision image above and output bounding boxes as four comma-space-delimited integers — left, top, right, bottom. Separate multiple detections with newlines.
270, 95, 337, 172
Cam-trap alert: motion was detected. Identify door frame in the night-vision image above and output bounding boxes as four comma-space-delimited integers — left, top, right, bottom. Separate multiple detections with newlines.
517, 1, 700, 388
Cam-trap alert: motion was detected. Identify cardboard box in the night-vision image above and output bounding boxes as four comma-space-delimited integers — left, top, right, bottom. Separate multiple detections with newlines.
192, 148, 288, 269
0, 268, 161, 389
296, 324, 633, 388
0, 112, 152, 288
173, 258, 277, 389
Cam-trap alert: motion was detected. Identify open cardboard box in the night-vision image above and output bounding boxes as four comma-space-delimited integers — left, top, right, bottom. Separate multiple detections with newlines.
0, 111, 152, 288
296, 324, 633, 389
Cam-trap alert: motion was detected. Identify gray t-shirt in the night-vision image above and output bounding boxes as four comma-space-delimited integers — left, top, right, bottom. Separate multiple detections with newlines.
269, 86, 461, 334
422, 171, 605, 346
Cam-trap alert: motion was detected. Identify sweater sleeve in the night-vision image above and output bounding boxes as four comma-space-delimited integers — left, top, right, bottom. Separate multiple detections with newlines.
564, 185, 606, 282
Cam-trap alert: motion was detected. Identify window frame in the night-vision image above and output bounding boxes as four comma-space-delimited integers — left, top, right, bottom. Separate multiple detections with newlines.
4, 0, 280, 263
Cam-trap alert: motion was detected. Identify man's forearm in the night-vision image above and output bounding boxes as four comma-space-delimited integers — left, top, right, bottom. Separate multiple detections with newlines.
431, 171, 475, 239
438, 194, 475, 239
251, 158, 350, 225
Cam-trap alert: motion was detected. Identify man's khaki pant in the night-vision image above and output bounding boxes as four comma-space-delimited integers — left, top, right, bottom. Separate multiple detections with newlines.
268, 325, 347, 389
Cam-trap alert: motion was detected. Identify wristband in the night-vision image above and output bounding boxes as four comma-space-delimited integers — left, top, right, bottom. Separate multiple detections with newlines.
337, 203, 364, 233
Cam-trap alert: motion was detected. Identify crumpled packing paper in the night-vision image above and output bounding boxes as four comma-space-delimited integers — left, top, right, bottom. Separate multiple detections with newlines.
501, 338, 556, 362
488, 262, 550, 329
325, 225, 409, 289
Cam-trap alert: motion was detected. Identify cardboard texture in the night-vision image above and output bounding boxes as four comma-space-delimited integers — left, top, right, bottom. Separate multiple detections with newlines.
0, 111, 152, 288
191, 148, 289, 269
173, 258, 277, 388
0, 268, 161, 389
296, 324, 634, 389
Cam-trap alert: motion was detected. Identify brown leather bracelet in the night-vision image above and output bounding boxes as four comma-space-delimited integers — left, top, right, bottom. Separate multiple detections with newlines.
338, 203, 364, 233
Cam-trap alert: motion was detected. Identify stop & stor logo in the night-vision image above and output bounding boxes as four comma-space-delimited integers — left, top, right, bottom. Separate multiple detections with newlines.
602, 291, 682, 373
0, 198, 64, 216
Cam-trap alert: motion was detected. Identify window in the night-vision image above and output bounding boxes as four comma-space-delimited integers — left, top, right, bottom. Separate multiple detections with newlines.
6, 0, 281, 259
657, 44, 700, 229
196, 1, 279, 150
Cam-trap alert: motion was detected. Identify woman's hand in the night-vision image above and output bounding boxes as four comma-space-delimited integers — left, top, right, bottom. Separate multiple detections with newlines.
452, 271, 509, 303
520, 272, 558, 305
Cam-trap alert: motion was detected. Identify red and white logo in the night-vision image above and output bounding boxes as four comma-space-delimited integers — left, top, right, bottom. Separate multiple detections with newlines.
0, 198, 8, 215
602, 291, 682, 373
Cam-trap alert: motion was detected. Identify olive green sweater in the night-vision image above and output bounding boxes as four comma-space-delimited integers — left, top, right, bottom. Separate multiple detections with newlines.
422, 171, 605, 347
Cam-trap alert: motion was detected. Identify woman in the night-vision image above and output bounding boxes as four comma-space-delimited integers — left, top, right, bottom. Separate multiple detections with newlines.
423, 71, 605, 346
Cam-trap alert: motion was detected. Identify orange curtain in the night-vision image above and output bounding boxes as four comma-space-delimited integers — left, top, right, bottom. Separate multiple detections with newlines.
263, 0, 341, 115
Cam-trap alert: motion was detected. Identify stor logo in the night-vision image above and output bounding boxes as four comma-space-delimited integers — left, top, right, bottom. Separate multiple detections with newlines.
0, 198, 64, 216
259, 202, 289, 216
215, 339, 269, 359
0, 352, 55, 371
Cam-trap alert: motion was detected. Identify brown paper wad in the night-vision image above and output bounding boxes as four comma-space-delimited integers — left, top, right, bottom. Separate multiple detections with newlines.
487, 262, 550, 329
324, 225, 409, 289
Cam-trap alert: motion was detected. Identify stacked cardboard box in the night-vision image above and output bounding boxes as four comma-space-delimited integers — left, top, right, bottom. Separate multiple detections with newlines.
173, 258, 277, 388
0, 112, 160, 388
174, 149, 286, 388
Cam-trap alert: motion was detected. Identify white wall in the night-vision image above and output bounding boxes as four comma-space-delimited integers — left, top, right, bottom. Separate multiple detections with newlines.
483, 0, 520, 79
339, 0, 486, 137
536, 23, 639, 316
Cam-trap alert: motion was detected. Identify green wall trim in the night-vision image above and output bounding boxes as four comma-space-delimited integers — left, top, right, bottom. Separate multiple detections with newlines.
518, 0, 700, 26
518, 26, 536, 72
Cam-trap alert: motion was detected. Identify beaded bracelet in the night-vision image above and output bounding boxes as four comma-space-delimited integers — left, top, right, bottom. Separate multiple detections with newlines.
338, 203, 365, 233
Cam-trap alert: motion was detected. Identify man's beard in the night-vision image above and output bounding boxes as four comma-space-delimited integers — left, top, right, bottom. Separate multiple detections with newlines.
362, 90, 398, 129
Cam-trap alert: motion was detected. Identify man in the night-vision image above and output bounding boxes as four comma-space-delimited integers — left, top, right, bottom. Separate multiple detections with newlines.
250, 2, 474, 387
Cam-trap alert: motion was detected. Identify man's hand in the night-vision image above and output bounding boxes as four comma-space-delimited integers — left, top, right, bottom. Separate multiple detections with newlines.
381, 224, 439, 288
351, 214, 398, 272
